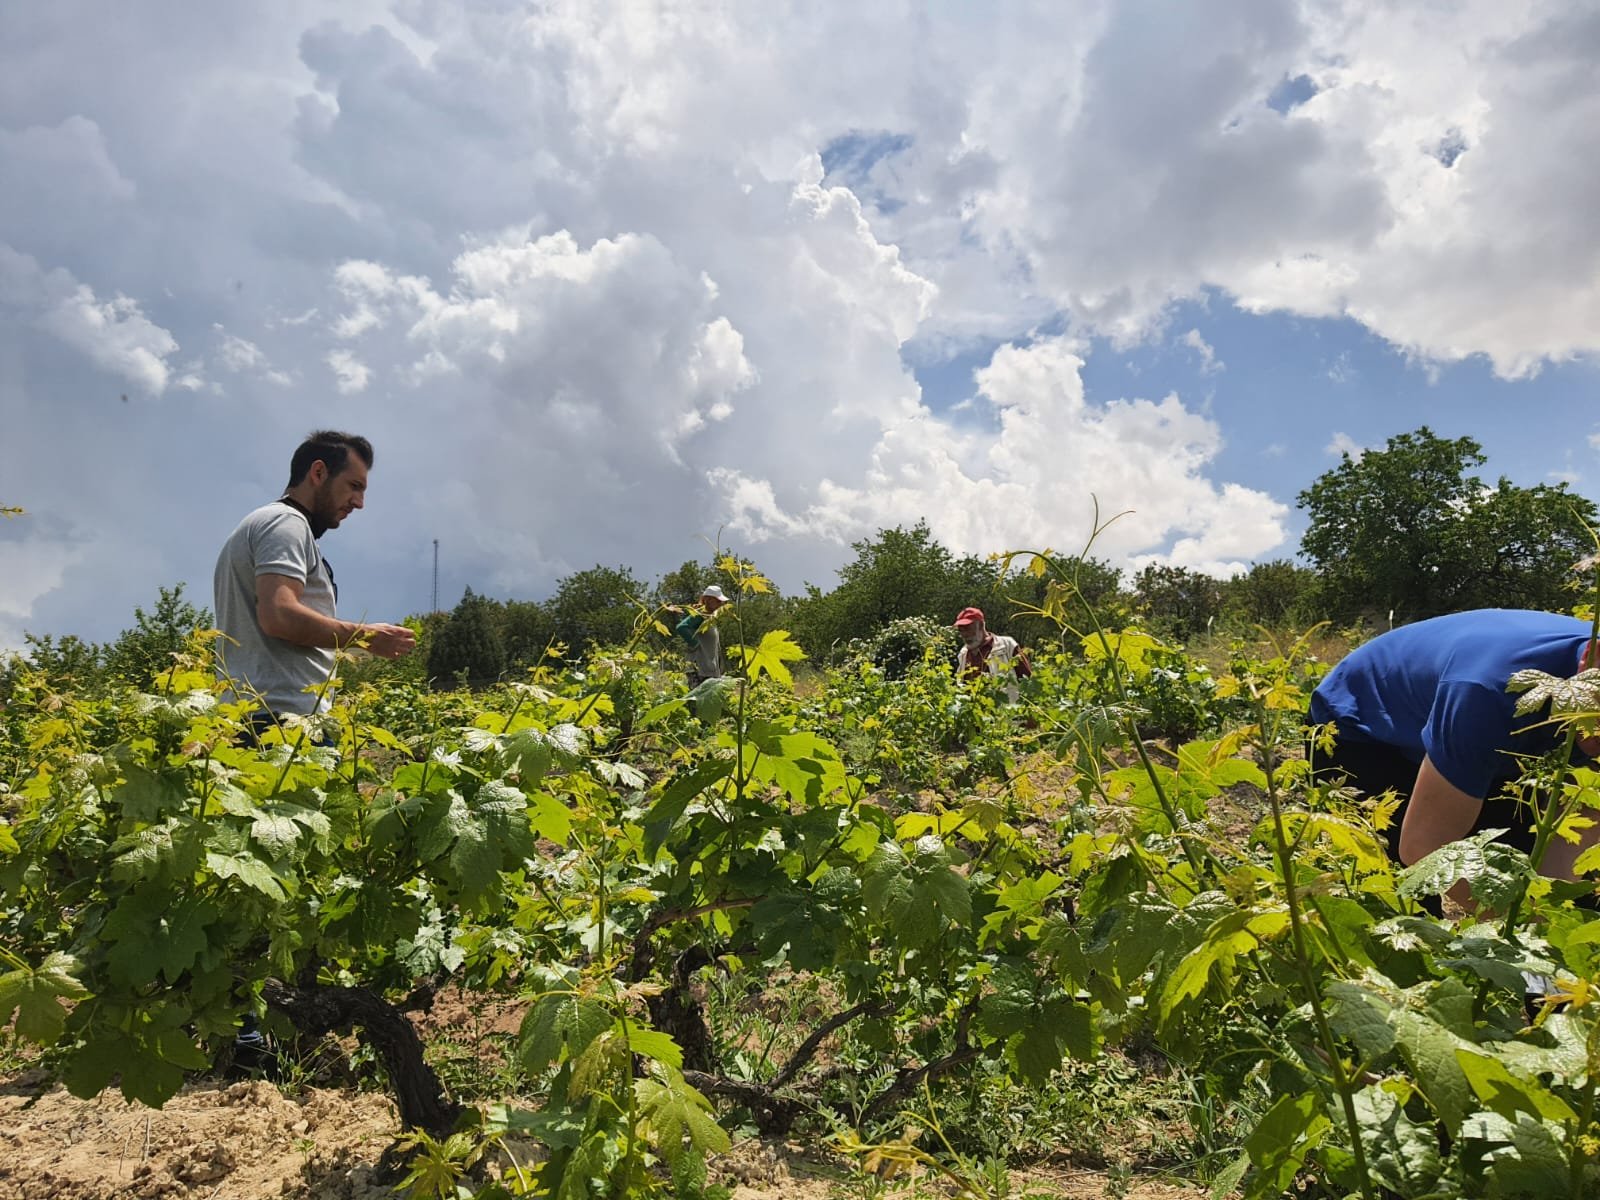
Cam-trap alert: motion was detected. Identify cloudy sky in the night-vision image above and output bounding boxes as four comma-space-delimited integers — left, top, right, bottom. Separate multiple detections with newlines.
4, 0, 1599, 647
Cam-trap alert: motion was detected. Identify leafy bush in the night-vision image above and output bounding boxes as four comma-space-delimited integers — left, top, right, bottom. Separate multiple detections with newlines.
861, 614, 959, 679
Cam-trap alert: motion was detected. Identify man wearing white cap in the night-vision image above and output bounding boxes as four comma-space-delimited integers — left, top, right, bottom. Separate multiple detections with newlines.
675, 584, 729, 688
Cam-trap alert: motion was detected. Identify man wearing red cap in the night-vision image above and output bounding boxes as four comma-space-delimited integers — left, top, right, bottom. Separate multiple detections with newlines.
954, 607, 1031, 701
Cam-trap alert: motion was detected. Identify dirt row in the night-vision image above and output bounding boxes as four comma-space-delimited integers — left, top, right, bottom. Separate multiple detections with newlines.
0, 1068, 1208, 1199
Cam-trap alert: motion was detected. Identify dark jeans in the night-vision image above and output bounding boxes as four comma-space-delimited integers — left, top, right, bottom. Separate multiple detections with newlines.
1310, 734, 1537, 859
1309, 731, 1543, 917
238, 709, 326, 748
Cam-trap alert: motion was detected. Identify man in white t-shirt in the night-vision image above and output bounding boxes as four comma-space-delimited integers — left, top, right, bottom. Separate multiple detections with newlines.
954, 606, 1031, 702
213, 431, 414, 726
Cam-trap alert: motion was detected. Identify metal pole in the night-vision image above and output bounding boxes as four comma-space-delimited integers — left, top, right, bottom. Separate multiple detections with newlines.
432, 539, 440, 613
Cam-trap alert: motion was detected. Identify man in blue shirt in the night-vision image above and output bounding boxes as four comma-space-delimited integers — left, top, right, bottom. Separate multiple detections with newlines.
1310, 609, 1600, 892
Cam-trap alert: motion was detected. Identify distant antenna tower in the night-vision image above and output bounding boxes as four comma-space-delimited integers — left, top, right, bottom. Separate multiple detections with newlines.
432, 539, 440, 613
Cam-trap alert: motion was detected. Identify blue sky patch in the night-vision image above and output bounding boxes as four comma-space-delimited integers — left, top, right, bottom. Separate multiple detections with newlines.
1267, 73, 1318, 114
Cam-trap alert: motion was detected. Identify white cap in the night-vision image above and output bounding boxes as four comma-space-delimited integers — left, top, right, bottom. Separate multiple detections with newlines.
701, 585, 729, 602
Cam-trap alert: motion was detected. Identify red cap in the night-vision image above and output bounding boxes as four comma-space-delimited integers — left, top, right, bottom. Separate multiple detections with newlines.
954, 607, 985, 627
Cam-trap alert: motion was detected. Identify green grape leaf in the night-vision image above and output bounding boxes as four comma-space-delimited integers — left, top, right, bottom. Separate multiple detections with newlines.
105, 890, 219, 988
1392, 1009, 1475, 1134
634, 1069, 730, 1172
1159, 911, 1259, 1023
589, 758, 647, 790
110, 817, 203, 885
627, 1028, 684, 1069
1399, 830, 1530, 912
753, 869, 859, 970
1508, 667, 1600, 719
250, 812, 302, 858
862, 839, 970, 949
528, 790, 572, 846
1277, 812, 1390, 872
1088, 896, 1184, 984
687, 676, 739, 724
112, 766, 186, 823
1243, 1091, 1329, 1199
0, 951, 89, 1044
1436, 928, 1557, 995
643, 757, 733, 855
1051, 996, 1096, 1060
447, 779, 538, 905
1456, 1049, 1578, 1124
205, 850, 287, 901
1326, 979, 1398, 1061
1010, 1020, 1065, 1086
64, 1032, 123, 1099
64, 1022, 193, 1108
1350, 1084, 1445, 1196
727, 630, 805, 689
747, 723, 848, 805
980, 871, 1065, 946
1037, 912, 1091, 985
321, 876, 422, 949
518, 992, 614, 1075
1476, 1112, 1572, 1195
416, 790, 474, 863
979, 963, 1039, 1039
502, 723, 586, 787
212, 783, 261, 819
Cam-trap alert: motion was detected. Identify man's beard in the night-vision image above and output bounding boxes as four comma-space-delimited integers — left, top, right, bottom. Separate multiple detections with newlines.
308, 481, 342, 535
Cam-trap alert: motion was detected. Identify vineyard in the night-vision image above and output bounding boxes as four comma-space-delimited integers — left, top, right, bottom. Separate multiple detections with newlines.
5, 552, 1600, 1200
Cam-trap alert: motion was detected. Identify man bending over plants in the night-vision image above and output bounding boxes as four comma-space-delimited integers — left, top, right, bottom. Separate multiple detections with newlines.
1309, 608, 1600, 902
954, 606, 1031, 703
213, 430, 415, 733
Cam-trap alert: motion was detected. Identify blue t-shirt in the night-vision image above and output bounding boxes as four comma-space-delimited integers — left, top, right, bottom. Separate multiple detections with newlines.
1310, 609, 1593, 798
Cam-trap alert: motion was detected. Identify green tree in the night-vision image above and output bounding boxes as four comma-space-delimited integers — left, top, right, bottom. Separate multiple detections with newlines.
103, 584, 213, 689
1297, 426, 1597, 621
547, 565, 646, 656
16, 633, 105, 691
1132, 564, 1223, 642
427, 588, 506, 686
655, 559, 718, 609
1218, 559, 1319, 629
499, 599, 558, 673
790, 523, 999, 659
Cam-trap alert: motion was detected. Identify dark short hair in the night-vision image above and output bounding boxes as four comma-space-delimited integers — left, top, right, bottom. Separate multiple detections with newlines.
287, 431, 374, 487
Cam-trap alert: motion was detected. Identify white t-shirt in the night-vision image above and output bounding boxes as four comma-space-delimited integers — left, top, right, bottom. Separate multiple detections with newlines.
957, 634, 1025, 701
213, 503, 337, 714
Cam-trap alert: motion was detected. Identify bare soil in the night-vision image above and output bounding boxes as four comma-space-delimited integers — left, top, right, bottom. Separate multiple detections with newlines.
0, 1072, 397, 1200
0, 1069, 1208, 1199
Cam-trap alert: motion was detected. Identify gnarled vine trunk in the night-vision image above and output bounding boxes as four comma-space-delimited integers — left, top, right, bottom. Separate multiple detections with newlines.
262, 979, 461, 1136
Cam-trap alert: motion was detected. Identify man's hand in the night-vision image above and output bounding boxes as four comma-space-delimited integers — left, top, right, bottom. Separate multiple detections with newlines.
355, 623, 416, 659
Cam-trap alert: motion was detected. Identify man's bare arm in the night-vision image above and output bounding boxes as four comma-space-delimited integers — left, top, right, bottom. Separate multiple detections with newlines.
1398, 755, 1484, 907
1397, 756, 1483, 865
255, 574, 415, 659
